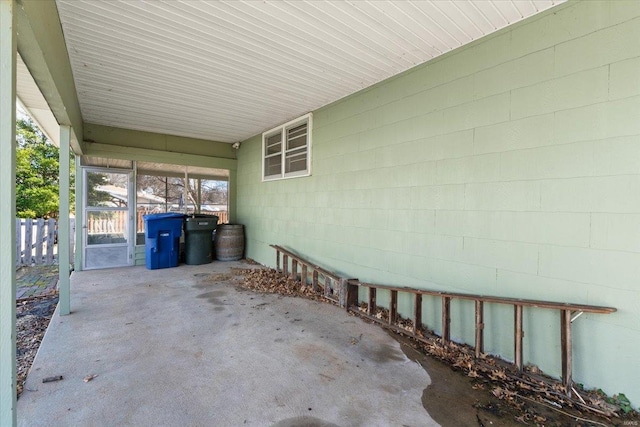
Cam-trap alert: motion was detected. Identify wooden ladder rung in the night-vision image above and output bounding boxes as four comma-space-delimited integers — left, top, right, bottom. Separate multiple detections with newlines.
413, 294, 422, 334
442, 296, 451, 343
560, 309, 572, 393
389, 290, 398, 325
514, 305, 523, 372
475, 300, 484, 358
368, 287, 377, 315
346, 280, 359, 311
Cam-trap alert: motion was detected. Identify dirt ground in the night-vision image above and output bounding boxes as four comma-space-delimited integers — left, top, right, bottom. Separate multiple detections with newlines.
16, 294, 58, 397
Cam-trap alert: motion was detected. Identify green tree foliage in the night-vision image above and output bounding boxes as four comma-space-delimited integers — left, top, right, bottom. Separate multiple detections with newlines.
15, 117, 74, 218
85, 172, 111, 207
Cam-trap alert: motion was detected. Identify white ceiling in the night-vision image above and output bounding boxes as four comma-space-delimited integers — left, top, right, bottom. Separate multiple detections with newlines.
54, 0, 563, 144
17, 54, 61, 146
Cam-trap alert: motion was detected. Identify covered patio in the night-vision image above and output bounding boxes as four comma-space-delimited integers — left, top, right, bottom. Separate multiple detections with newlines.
17, 262, 435, 427
2, 0, 640, 424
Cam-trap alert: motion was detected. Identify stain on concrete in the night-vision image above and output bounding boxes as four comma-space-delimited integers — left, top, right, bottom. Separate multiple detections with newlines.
365, 343, 405, 364
271, 416, 340, 427
196, 290, 227, 306
295, 343, 346, 384
294, 343, 338, 365
380, 383, 400, 394
163, 283, 190, 289
393, 332, 521, 427
318, 373, 335, 383
203, 272, 233, 283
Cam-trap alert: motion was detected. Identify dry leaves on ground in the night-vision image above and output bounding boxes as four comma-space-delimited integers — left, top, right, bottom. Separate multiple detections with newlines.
237, 268, 328, 301
16, 294, 58, 397
231, 266, 640, 425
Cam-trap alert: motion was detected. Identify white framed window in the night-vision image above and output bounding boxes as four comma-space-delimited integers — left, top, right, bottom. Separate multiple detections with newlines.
262, 113, 312, 181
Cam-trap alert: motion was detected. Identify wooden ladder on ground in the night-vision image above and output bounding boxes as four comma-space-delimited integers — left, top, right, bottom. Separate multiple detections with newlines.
271, 245, 616, 396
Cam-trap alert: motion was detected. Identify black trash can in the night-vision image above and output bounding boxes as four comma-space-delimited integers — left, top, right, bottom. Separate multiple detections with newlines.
184, 215, 219, 265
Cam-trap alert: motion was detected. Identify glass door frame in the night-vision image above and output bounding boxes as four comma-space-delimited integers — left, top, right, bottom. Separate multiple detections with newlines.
82, 167, 135, 270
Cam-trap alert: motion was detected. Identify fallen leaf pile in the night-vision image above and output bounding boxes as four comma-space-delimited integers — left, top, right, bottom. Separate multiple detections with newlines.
238, 268, 328, 302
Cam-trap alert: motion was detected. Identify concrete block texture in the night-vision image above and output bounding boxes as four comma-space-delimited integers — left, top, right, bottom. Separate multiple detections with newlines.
610, 56, 640, 100
590, 213, 640, 252
554, 17, 640, 76
510, 66, 609, 120
238, 1, 640, 404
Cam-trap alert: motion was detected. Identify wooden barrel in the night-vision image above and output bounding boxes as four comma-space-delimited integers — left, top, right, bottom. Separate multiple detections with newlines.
214, 224, 244, 261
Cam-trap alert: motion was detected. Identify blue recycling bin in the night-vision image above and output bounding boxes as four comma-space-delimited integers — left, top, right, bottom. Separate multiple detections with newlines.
143, 213, 186, 270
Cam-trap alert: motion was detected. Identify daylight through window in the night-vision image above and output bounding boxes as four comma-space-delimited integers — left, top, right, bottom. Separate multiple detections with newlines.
262, 113, 312, 180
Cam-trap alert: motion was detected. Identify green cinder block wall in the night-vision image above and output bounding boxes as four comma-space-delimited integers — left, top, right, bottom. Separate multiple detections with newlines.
237, 0, 640, 404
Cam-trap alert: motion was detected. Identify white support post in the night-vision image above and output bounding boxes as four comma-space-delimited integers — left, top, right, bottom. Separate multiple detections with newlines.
228, 169, 236, 223
74, 155, 82, 271
184, 167, 188, 214
58, 125, 71, 315
0, 1, 17, 425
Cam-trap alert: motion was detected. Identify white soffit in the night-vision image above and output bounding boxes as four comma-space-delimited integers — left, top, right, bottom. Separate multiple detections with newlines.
136, 161, 229, 180
80, 156, 133, 170
81, 157, 229, 179
16, 54, 61, 146
56, 0, 563, 144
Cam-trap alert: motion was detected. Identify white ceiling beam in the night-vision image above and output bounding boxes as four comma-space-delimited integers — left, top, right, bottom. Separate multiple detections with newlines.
16, 0, 84, 154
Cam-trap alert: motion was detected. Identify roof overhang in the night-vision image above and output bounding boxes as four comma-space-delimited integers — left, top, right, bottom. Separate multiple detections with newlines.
16, 54, 60, 146
16, 0, 84, 153
17, 0, 565, 150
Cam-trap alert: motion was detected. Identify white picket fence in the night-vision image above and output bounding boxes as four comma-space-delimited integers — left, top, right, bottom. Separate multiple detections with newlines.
15, 218, 75, 268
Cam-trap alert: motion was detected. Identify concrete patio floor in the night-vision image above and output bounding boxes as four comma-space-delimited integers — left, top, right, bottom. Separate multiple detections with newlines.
17, 262, 438, 427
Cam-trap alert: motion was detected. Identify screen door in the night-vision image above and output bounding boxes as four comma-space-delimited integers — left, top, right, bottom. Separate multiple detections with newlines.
83, 169, 133, 269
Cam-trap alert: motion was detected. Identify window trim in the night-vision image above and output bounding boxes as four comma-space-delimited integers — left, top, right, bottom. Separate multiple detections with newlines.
262, 113, 312, 181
